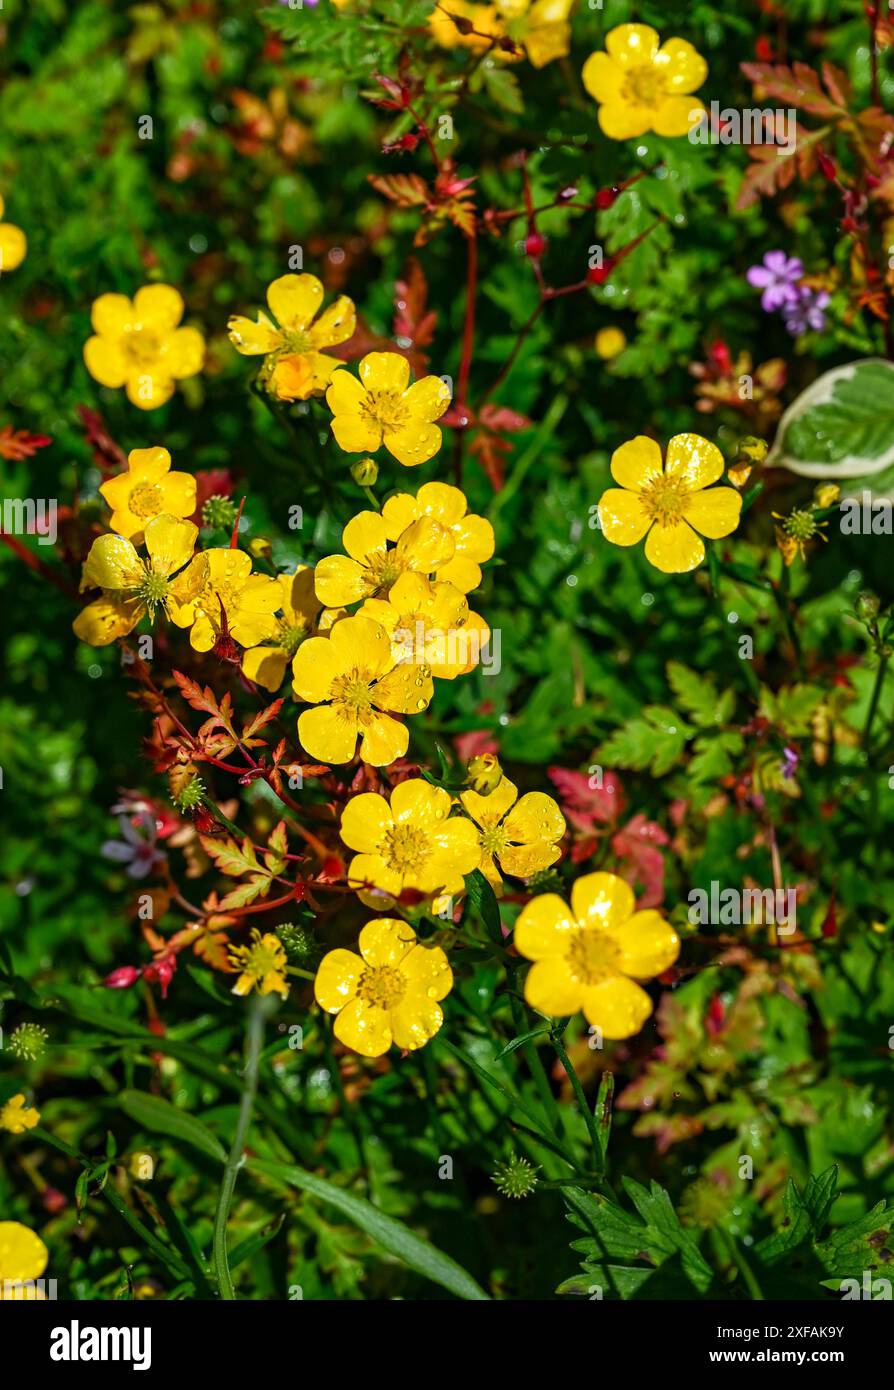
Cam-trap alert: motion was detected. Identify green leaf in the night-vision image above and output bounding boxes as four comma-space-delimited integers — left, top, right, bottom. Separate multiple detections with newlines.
464, 869, 502, 944
119, 1090, 227, 1164
495, 1026, 550, 1059
772, 358, 894, 479
666, 662, 731, 726
248, 1157, 490, 1300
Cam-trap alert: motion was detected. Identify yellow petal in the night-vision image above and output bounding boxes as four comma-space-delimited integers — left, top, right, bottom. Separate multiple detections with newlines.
298, 703, 358, 763
388, 995, 445, 1051
158, 470, 198, 519
359, 916, 418, 967
415, 481, 468, 526
499, 840, 561, 877
81, 534, 143, 590
390, 778, 451, 826
381, 491, 419, 540
126, 445, 172, 483
682, 486, 742, 540
653, 95, 706, 137
524, 956, 582, 1017
334, 996, 392, 1057
373, 663, 433, 714
664, 432, 724, 489
144, 514, 197, 577
427, 816, 481, 878
267, 273, 323, 330
281, 565, 321, 624
0, 1222, 48, 1284
91, 292, 133, 336
581, 975, 653, 1039
610, 435, 663, 490
292, 634, 348, 702
403, 375, 452, 422
314, 947, 363, 1011
514, 893, 576, 960
242, 645, 289, 691
227, 312, 280, 355
385, 422, 442, 468
612, 909, 680, 979
0, 223, 27, 271
340, 791, 393, 852
460, 775, 518, 830
525, 19, 571, 68
644, 518, 705, 573
165, 326, 205, 379
308, 295, 356, 347
73, 595, 142, 645
436, 553, 482, 593
357, 711, 409, 766
326, 368, 367, 415
126, 370, 175, 409
503, 791, 566, 845
314, 554, 367, 607
581, 51, 624, 103
332, 413, 382, 454
396, 516, 455, 573
342, 510, 390, 564
605, 23, 659, 65
84, 336, 128, 388
571, 871, 635, 931
451, 510, 494, 561
348, 853, 403, 897
133, 284, 184, 331
332, 612, 394, 676
598, 100, 653, 141
598, 488, 651, 546
359, 350, 410, 393
400, 940, 452, 1001
655, 37, 708, 94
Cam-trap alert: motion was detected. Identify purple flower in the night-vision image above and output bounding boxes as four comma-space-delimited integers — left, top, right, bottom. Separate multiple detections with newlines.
746, 250, 804, 312
782, 287, 830, 337
780, 747, 799, 781
102, 809, 166, 879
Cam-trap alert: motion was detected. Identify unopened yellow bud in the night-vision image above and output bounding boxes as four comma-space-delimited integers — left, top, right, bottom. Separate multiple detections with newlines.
350, 457, 379, 487
466, 753, 502, 796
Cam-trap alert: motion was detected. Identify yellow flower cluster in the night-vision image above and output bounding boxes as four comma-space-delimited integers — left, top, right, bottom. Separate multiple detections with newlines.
292, 482, 494, 766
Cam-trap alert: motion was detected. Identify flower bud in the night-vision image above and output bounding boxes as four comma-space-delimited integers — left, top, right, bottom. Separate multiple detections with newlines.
466, 753, 502, 796
201, 494, 238, 531
856, 590, 881, 622
813, 483, 840, 510
735, 435, 768, 465
350, 457, 379, 487
104, 966, 141, 990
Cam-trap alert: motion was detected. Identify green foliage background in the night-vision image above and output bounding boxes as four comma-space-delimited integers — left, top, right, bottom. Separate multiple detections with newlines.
1, 0, 893, 1301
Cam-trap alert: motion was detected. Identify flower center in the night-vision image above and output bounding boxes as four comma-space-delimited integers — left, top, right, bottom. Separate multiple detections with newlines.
363, 549, 405, 597
638, 473, 690, 526
565, 929, 621, 987
624, 66, 666, 105
479, 823, 508, 856
124, 325, 163, 365
135, 569, 170, 613
276, 616, 310, 656
128, 483, 164, 518
244, 939, 284, 977
361, 389, 410, 433
357, 963, 406, 1009
329, 667, 375, 721
280, 329, 312, 354
381, 822, 430, 874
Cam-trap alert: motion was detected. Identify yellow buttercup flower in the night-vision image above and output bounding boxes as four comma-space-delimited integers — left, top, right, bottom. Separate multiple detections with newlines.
582, 24, 707, 140
229, 929, 289, 1000
430, 0, 573, 68
595, 326, 627, 360
292, 614, 433, 766
340, 778, 481, 904
0, 1094, 40, 1134
74, 514, 201, 647
228, 273, 356, 401
314, 918, 452, 1057
326, 352, 451, 467
360, 572, 489, 679
381, 482, 494, 594
99, 446, 196, 542
460, 777, 565, 890
597, 433, 742, 574
515, 871, 680, 1039
84, 284, 205, 410
314, 509, 456, 608
0, 194, 27, 272
241, 566, 339, 691
169, 548, 280, 653
0, 1223, 48, 1298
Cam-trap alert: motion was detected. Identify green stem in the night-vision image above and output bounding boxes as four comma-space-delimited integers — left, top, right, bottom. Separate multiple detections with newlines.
707, 548, 760, 698
550, 1028, 603, 1173
212, 996, 269, 1300
862, 651, 890, 751
716, 1226, 764, 1301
